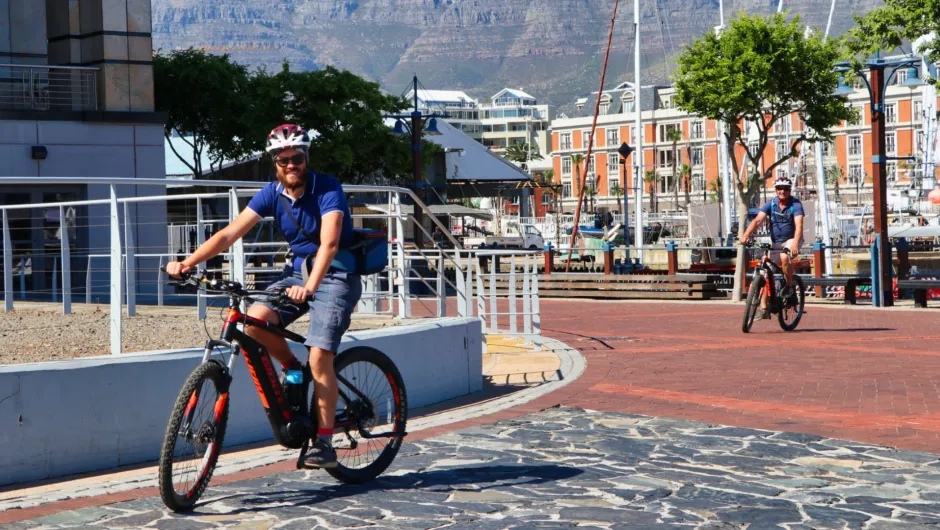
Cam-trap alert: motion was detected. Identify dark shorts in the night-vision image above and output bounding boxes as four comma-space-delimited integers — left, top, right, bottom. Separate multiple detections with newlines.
253, 266, 362, 353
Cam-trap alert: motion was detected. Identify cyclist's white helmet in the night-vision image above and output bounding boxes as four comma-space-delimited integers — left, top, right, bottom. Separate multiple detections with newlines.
266, 124, 311, 154
773, 175, 792, 188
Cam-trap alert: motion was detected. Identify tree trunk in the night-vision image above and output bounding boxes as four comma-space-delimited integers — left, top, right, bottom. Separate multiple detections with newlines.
731, 186, 757, 302
672, 143, 679, 212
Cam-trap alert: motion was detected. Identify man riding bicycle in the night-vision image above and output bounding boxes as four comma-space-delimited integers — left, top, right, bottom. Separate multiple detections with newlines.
739, 175, 804, 320
166, 124, 361, 469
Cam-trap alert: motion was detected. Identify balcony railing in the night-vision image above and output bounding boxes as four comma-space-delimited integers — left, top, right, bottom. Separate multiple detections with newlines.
0, 64, 98, 111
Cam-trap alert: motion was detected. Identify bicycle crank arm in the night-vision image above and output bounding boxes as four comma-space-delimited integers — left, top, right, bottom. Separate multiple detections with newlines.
357, 429, 409, 440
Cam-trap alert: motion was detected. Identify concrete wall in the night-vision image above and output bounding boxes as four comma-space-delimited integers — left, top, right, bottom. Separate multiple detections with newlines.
0, 317, 482, 487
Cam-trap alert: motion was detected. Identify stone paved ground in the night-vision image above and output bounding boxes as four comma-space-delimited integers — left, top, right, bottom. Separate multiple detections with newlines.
9, 407, 940, 529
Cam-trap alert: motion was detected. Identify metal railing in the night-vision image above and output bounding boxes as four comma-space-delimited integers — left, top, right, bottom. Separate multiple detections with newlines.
0, 177, 541, 355
0, 64, 98, 111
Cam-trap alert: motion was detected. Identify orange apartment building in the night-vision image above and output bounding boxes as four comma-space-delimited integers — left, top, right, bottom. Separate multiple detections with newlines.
548, 79, 940, 215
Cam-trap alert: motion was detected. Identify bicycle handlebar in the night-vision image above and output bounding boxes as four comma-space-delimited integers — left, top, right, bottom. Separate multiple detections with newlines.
160, 266, 314, 307
737, 239, 790, 254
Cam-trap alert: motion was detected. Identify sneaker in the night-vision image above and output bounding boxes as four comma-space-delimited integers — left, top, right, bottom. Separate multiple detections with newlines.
757, 308, 771, 320
303, 437, 338, 469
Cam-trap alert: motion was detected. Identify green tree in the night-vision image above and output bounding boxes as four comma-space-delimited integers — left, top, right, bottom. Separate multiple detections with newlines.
644, 170, 658, 214
680, 163, 693, 208
708, 178, 723, 203
845, 0, 940, 68
825, 165, 843, 204
154, 48, 252, 177
674, 12, 853, 301
503, 142, 544, 172
667, 127, 683, 211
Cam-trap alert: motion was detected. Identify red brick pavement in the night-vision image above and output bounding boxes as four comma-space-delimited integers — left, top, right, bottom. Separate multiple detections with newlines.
537, 300, 940, 454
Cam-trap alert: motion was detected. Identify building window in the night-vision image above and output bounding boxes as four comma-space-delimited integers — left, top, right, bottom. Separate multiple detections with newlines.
848, 164, 864, 185
887, 162, 898, 181
915, 129, 925, 153
848, 105, 863, 126
848, 135, 863, 157
610, 180, 621, 194
895, 68, 908, 85
541, 192, 552, 205
658, 95, 673, 109
748, 141, 760, 158
622, 95, 635, 113
690, 121, 704, 140
560, 133, 572, 150
776, 139, 790, 159
658, 123, 681, 142
886, 132, 896, 155
777, 116, 791, 133
606, 128, 619, 146
562, 182, 573, 198
692, 173, 705, 192
599, 101, 610, 115
821, 141, 833, 157
914, 100, 924, 120
511, 195, 520, 205
582, 130, 593, 147
690, 147, 704, 167
658, 149, 673, 168
561, 157, 572, 176
585, 157, 595, 177
776, 167, 788, 180
885, 103, 897, 124
607, 153, 620, 174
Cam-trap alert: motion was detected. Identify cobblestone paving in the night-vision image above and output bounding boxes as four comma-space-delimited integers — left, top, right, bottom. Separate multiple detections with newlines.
13, 407, 940, 529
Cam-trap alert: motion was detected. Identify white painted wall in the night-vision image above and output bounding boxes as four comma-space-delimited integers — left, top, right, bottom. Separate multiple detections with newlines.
0, 317, 482, 487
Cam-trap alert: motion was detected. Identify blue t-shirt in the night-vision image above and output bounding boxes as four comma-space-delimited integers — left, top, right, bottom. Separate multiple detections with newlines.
760, 197, 804, 244
247, 171, 355, 271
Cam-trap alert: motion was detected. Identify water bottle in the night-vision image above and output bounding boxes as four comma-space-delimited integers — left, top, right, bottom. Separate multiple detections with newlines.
284, 369, 308, 417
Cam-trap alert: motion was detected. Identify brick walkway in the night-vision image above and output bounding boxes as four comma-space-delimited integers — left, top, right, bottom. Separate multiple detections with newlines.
538, 300, 940, 453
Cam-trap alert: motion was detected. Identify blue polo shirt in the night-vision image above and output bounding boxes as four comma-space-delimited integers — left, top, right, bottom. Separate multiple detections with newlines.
760, 197, 804, 244
247, 171, 355, 271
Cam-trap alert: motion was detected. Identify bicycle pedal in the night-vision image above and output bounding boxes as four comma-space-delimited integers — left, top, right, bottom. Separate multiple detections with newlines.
295, 440, 309, 470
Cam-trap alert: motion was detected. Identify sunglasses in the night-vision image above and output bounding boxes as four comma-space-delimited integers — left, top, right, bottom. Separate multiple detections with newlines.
775, 186, 791, 191
274, 154, 306, 167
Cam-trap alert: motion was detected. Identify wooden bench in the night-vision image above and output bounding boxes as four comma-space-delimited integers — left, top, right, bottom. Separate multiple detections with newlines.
896, 279, 940, 308
496, 273, 727, 300
802, 276, 872, 305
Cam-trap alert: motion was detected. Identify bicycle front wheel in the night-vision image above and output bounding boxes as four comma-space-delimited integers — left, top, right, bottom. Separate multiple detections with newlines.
158, 361, 230, 512
327, 346, 407, 484
778, 276, 806, 331
742, 275, 765, 333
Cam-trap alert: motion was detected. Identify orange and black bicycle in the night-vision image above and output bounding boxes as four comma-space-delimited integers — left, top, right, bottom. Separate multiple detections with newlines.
741, 242, 806, 333
157, 269, 407, 512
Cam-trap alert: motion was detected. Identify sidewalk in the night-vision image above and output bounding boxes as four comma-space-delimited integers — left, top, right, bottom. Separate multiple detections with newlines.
0, 334, 582, 521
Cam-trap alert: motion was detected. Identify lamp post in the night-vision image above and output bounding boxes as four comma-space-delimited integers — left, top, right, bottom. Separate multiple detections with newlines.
834, 53, 923, 307
618, 142, 634, 255
386, 74, 444, 249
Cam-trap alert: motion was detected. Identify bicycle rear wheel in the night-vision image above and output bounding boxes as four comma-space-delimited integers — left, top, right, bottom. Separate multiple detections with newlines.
778, 276, 805, 331
158, 361, 230, 512
326, 346, 407, 484
742, 275, 765, 333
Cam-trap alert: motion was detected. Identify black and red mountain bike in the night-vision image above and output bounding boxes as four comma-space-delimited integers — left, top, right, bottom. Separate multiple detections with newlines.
157, 269, 407, 512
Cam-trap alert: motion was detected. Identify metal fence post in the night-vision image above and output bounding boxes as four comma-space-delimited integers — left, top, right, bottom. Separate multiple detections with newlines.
465, 256, 474, 317
123, 202, 136, 316
19, 256, 25, 299
2, 210, 12, 312
196, 197, 207, 320
475, 257, 486, 321
489, 254, 497, 333
530, 255, 541, 342
522, 255, 532, 341
509, 255, 518, 334
60, 206, 71, 314
86, 255, 92, 304
437, 249, 445, 317
393, 193, 408, 319
456, 260, 467, 317
229, 187, 245, 286
109, 184, 122, 355
157, 256, 164, 306
870, 235, 881, 308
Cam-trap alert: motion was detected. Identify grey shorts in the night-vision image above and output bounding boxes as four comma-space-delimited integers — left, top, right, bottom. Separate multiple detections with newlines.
770, 238, 803, 261
253, 266, 362, 353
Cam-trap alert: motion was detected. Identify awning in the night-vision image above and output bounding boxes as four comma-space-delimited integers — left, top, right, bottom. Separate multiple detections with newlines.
366, 204, 494, 221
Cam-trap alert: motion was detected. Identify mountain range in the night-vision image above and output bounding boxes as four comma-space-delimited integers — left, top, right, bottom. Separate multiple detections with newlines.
152, 0, 882, 111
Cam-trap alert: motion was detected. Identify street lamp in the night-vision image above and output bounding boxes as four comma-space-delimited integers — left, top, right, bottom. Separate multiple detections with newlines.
617, 142, 634, 247
385, 74, 444, 249
834, 53, 923, 307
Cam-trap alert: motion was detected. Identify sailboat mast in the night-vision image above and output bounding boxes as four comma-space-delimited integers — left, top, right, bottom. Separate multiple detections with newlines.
633, 0, 644, 254
814, 0, 837, 274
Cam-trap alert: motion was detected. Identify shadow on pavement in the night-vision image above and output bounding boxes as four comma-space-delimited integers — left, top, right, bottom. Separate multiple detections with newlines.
194, 464, 582, 514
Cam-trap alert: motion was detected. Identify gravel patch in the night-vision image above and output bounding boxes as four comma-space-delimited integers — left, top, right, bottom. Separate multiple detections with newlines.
0, 307, 402, 365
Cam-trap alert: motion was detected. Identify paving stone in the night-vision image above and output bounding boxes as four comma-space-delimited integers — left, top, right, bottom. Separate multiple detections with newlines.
802, 505, 871, 529
559, 507, 661, 524
768, 432, 825, 443
716, 506, 802, 525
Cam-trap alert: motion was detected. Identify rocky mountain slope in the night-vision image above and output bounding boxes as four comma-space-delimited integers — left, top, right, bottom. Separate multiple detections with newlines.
152, 0, 881, 109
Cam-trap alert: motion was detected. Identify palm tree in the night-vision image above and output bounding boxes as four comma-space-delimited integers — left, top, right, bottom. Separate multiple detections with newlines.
571, 153, 585, 208
612, 186, 625, 220
644, 169, 658, 214
824, 165, 843, 204
680, 163, 692, 208
667, 127, 683, 211
503, 142, 543, 172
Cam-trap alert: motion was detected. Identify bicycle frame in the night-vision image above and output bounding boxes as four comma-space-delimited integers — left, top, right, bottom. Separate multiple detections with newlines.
186, 296, 392, 450
753, 249, 787, 309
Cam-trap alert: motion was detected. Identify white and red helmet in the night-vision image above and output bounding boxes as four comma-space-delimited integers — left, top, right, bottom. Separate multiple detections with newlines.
773, 175, 792, 189
266, 124, 311, 154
